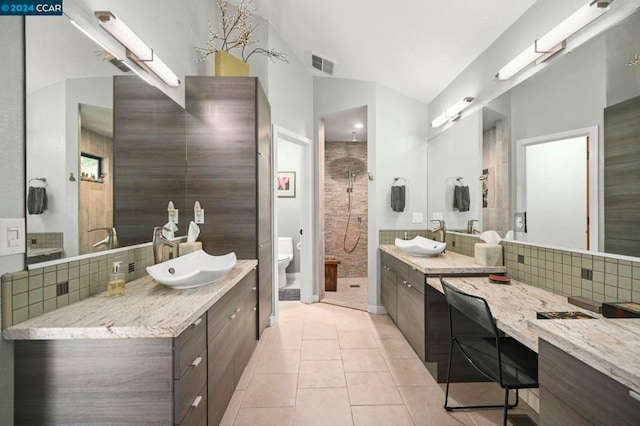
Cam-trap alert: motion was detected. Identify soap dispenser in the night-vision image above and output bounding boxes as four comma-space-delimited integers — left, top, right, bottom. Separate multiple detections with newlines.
107, 261, 125, 297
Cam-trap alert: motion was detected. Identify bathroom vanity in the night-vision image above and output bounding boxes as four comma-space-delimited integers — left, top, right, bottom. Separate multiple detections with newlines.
379, 245, 505, 376
3, 260, 259, 426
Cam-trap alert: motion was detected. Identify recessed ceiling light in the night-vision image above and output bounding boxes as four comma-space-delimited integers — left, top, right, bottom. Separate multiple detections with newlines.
355, 123, 364, 129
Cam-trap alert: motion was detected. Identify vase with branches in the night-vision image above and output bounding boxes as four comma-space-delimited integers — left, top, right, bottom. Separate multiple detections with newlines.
196, 0, 287, 65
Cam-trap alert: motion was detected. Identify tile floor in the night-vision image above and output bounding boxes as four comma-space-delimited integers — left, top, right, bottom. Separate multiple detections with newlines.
321, 277, 368, 311
220, 301, 538, 426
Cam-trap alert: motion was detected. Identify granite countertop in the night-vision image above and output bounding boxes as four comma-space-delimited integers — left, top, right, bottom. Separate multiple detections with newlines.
2, 259, 258, 340
380, 245, 506, 275
427, 276, 640, 393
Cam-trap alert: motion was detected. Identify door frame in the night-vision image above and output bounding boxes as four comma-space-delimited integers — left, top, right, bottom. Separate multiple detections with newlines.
515, 126, 598, 250
272, 125, 314, 323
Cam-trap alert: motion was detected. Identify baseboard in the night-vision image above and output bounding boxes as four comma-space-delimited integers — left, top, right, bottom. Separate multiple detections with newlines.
368, 304, 387, 315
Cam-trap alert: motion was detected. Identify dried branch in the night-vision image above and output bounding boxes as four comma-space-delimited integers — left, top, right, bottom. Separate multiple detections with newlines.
627, 53, 640, 67
195, 0, 287, 64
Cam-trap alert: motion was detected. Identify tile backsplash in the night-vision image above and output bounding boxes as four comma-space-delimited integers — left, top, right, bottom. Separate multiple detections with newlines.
1, 245, 154, 329
379, 230, 640, 304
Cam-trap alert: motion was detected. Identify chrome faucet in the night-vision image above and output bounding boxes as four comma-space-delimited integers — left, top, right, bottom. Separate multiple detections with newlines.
152, 227, 178, 264
90, 227, 118, 250
467, 220, 480, 234
430, 220, 446, 245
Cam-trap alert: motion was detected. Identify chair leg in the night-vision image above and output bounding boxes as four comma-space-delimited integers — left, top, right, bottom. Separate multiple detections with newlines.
444, 339, 454, 411
503, 388, 509, 426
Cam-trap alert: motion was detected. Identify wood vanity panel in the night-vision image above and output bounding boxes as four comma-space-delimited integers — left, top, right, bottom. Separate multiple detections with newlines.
14, 338, 174, 425
258, 242, 273, 337
179, 383, 207, 426
604, 94, 640, 257
539, 339, 640, 426
381, 261, 397, 322
113, 76, 187, 247
174, 347, 207, 424
208, 320, 235, 426
396, 278, 425, 360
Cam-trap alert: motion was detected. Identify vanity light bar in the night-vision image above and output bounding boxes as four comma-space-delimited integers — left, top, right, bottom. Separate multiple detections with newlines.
68, 18, 121, 62
95, 11, 181, 87
496, 0, 611, 80
431, 97, 474, 128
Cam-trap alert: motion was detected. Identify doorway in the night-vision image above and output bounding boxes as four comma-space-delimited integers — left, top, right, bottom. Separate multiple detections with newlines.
320, 106, 369, 311
515, 127, 598, 250
272, 126, 313, 323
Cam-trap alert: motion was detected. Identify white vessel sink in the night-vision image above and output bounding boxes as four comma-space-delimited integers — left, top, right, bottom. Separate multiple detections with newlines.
394, 236, 446, 257
146, 250, 237, 289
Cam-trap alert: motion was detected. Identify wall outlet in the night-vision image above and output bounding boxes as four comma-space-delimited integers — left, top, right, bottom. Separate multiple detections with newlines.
432, 212, 444, 220
412, 212, 423, 224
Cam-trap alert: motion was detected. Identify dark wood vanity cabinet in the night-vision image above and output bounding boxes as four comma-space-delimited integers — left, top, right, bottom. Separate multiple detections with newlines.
207, 268, 258, 426
539, 339, 640, 426
186, 77, 273, 340
380, 252, 425, 360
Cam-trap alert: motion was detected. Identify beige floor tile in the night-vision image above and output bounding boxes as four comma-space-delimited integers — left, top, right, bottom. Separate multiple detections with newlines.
398, 386, 473, 426
368, 322, 405, 339
376, 338, 419, 359
220, 390, 245, 426
301, 339, 342, 360
342, 348, 388, 372
321, 277, 368, 312
254, 349, 301, 374
298, 360, 346, 388
367, 313, 395, 326
466, 408, 539, 426
233, 407, 295, 426
241, 373, 298, 408
386, 358, 436, 386
303, 323, 339, 340
442, 382, 512, 407
351, 405, 415, 426
262, 329, 303, 351
294, 387, 354, 426
346, 372, 403, 405
338, 330, 378, 348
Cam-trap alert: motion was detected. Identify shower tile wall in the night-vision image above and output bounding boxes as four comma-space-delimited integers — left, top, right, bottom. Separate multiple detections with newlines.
482, 119, 510, 236
325, 141, 368, 278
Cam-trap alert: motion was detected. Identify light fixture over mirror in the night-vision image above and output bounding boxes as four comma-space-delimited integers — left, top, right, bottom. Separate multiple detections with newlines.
496, 0, 611, 80
95, 11, 181, 87
431, 97, 474, 128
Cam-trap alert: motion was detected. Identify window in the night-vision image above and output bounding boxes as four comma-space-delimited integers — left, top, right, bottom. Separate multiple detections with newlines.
81, 153, 103, 182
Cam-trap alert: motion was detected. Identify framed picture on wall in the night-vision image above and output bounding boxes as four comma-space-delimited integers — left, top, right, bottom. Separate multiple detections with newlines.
277, 171, 296, 198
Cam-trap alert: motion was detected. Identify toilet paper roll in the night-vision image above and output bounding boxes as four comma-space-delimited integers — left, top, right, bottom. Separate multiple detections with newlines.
474, 243, 503, 267
179, 242, 203, 257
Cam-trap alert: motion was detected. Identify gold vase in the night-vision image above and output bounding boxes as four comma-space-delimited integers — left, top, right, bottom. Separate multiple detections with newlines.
214, 51, 250, 77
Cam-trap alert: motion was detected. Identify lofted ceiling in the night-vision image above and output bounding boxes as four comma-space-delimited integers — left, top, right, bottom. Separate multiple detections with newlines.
256, 0, 537, 105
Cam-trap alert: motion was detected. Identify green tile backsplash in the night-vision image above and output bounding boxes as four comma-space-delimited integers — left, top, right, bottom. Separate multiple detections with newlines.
1, 245, 154, 329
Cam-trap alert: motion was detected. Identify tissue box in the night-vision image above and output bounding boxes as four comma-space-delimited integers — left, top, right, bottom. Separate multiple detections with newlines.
474, 243, 503, 266
179, 242, 202, 256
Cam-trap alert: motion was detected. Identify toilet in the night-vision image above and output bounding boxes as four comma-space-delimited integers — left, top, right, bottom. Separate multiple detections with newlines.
277, 237, 294, 288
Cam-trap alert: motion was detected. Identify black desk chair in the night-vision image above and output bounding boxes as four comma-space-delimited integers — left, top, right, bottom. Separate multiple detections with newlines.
440, 278, 538, 426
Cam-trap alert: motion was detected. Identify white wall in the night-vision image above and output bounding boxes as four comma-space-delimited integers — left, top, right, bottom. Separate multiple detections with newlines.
0, 17, 24, 426
427, 110, 483, 231
277, 139, 302, 273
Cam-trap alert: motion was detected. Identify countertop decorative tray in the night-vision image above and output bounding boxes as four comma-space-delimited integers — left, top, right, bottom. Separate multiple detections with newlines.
536, 311, 596, 320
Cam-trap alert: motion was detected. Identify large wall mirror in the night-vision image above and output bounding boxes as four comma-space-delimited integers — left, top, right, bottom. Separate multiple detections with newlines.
26, 11, 187, 266
433, 6, 640, 258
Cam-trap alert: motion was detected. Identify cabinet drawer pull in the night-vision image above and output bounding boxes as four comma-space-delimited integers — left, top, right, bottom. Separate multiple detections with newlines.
229, 313, 237, 320
191, 395, 203, 408
252, 306, 257, 311
191, 357, 202, 368
402, 280, 407, 285
407, 283, 412, 288
630, 390, 640, 402
192, 317, 202, 327
252, 286, 257, 291
235, 307, 241, 313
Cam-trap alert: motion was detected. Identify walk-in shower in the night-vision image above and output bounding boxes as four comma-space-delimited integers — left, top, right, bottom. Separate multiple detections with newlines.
344, 169, 362, 253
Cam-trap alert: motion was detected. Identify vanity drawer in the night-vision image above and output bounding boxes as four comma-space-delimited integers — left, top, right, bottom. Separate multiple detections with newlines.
174, 313, 207, 379
208, 270, 257, 341
382, 252, 409, 281
174, 347, 207, 424
177, 383, 206, 426
407, 267, 425, 295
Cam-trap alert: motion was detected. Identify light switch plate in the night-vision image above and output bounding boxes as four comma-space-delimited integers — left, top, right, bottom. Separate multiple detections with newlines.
194, 209, 205, 224
0, 218, 26, 256
412, 212, 423, 224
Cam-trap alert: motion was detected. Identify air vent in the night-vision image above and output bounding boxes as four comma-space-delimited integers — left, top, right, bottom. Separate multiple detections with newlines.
311, 53, 337, 76
56, 281, 69, 296
128, 262, 136, 273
